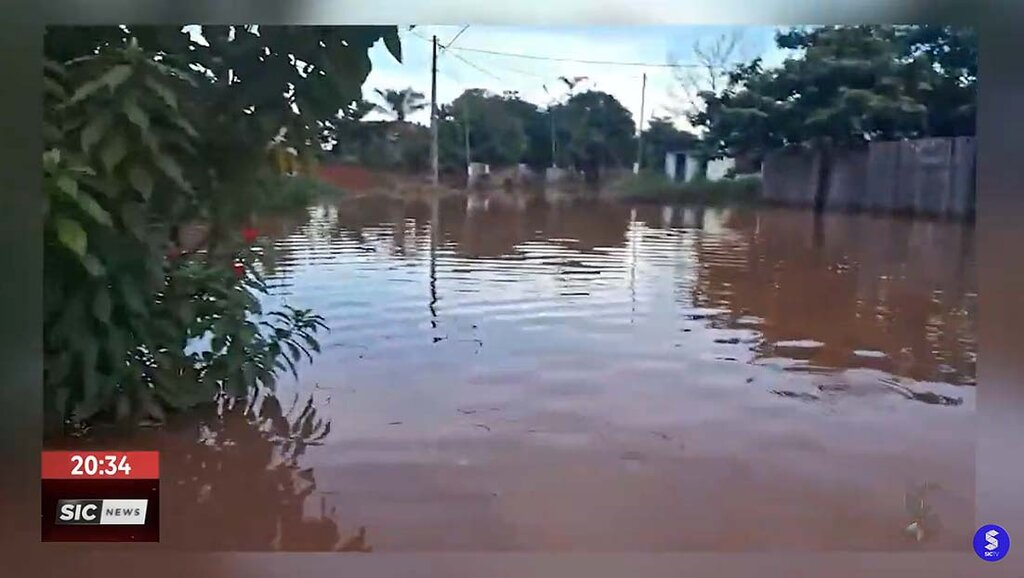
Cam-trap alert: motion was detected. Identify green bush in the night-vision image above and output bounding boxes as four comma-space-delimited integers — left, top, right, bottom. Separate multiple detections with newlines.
613, 171, 762, 205
42, 26, 399, 435
250, 173, 347, 213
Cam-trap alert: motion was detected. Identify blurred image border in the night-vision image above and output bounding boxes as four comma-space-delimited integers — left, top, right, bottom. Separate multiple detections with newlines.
2, 1, 1020, 576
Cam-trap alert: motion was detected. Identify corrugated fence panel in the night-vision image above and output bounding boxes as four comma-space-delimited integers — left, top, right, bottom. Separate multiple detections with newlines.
825, 149, 869, 211
949, 137, 976, 218
760, 138, 974, 219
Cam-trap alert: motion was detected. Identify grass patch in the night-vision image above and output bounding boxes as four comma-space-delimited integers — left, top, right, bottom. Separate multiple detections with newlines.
251, 173, 348, 213
611, 171, 762, 205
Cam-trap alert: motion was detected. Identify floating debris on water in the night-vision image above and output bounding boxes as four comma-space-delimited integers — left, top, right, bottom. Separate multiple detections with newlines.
774, 339, 825, 349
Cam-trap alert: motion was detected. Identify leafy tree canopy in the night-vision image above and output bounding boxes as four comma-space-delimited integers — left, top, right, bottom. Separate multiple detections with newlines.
552, 90, 636, 170
693, 25, 977, 158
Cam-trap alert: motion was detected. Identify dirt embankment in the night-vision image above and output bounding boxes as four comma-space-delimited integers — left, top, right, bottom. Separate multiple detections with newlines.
317, 164, 382, 193
316, 164, 471, 199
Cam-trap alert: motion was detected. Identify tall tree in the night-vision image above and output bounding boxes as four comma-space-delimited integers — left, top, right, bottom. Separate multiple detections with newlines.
552, 90, 636, 182
448, 89, 528, 167
694, 25, 977, 159
373, 87, 428, 122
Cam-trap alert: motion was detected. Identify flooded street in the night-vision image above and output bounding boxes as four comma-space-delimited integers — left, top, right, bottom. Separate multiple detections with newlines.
53, 195, 976, 552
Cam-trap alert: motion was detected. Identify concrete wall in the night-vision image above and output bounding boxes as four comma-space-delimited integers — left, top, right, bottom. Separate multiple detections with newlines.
824, 148, 869, 211
761, 149, 820, 207
706, 157, 736, 181
762, 137, 975, 219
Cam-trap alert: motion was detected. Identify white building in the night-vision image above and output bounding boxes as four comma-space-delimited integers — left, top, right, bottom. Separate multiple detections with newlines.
665, 151, 744, 182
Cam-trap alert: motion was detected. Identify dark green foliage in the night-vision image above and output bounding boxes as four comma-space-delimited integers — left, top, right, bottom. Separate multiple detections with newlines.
43, 26, 398, 434
251, 174, 348, 212
444, 89, 529, 168
694, 25, 977, 158
551, 90, 636, 173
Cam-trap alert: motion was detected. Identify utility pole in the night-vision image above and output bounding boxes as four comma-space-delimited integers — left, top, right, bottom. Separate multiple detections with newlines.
543, 84, 557, 169
634, 72, 647, 175
464, 114, 471, 173
549, 108, 557, 168
430, 35, 439, 186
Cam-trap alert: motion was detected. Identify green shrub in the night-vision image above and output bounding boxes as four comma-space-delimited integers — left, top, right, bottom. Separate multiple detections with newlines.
41, 25, 397, 435
613, 171, 762, 205
250, 173, 347, 213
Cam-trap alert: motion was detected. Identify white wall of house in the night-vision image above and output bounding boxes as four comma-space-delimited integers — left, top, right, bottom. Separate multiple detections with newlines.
705, 157, 735, 181
665, 152, 679, 181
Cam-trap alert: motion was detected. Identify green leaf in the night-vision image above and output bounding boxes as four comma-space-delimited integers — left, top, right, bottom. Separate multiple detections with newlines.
119, 202, 147, 238
80, 114, 112, 154
67, 77, 111, 106
44, 77, 67, 100
123, 98, 150, 131
55, 217, 87, 256
144, 77, 179, 111
92, 288, 112, 324
56, 175, 78, 198
383, 30, 403, 63
127, 166, 154, 199
100, 133, 128, 173
172, 116, 199, 138
43, 148, 61, 166
154, 153, 192, 193
102, 64, 133, 90
75, 191, 113, 226
81, 254, 106, 277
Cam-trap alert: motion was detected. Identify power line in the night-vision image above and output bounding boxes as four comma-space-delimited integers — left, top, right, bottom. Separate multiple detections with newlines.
449, 51, 502, 81
406, 31, 699, 69
446, 25, 470, 49
448, 45, 702, 69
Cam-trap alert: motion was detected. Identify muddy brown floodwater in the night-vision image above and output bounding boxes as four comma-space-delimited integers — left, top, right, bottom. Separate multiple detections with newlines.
50, 194, 977, 552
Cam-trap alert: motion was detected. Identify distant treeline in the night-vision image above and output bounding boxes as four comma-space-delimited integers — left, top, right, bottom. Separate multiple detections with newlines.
322, 25, 976, 183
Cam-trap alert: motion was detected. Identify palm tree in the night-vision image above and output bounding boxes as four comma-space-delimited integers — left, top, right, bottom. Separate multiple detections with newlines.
373, 88, 428, 122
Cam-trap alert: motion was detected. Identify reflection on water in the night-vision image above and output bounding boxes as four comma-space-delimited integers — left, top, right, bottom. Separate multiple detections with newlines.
49, 194, 976, 551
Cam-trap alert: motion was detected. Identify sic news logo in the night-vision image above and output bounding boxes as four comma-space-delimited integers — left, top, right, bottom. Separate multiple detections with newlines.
55, 499, 149, 526
974, 524, 1011, 562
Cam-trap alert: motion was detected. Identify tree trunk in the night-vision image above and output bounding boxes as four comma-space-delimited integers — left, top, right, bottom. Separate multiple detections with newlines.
813, 145, 833, 214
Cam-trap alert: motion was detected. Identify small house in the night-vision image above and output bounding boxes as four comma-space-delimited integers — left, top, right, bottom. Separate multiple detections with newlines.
664, 150, 702, 183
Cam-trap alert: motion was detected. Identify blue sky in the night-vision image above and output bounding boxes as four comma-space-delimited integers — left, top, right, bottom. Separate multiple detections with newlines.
362, 25, 790, 130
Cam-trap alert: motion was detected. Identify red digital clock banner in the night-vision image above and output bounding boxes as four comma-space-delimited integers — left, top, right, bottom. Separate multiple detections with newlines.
41, 451, 160, 480
41, 451, 160, 542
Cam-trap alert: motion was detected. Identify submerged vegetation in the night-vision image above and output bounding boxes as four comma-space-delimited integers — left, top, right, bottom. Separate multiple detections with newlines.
43, 25, 400, 435
613, 172, 762, 205
251, 173, 348, 212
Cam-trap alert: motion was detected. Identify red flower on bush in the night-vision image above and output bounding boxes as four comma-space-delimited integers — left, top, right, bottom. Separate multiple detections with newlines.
242, 226, 259, 243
